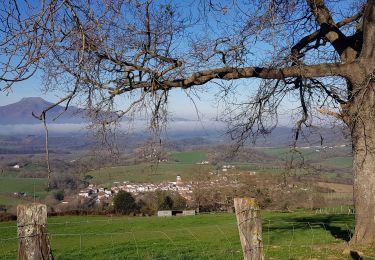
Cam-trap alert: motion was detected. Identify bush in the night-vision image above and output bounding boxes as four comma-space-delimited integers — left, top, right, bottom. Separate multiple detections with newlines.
171, 193, 187, 210
113, 191, 135, 214
53, 190, 65, 201
136, 199, 153, 216
159, 195, 173, 210
84, 175, 93, 181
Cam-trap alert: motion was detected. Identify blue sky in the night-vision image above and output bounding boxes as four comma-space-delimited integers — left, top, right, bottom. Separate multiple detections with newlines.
0, 75, 221, 120
0, 76, 295, 127
0, 0, 266, 118
0, 0, 336, 125
0, 76, 56, 105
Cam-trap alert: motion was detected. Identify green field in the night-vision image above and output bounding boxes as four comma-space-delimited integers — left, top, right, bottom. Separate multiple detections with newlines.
0, 194, 27, 205
0, 177, 48, 202
261, 146, 351, 162
315, 156, 353, 169
170, 151, 207, 164
258, 146, 353, 180
1, 210, 374, 259
87, 146, 354, 185
88, 151, 209, 185
89, 163, 212, 185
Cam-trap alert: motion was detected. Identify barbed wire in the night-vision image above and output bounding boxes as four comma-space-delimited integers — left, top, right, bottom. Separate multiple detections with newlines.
1, 209, 372, 259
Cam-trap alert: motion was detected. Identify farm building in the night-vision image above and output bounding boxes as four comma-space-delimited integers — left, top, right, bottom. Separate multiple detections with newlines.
157, 210, 196, 217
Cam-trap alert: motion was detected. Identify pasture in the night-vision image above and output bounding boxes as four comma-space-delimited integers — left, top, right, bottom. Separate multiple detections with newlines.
0, 177, 47, 205
0, 194, 27, 205
0, 177, 47, 194
1, 209, 374, 259
170, 151, 207, 164
88, 163, 213, 185
86, 146, 354, 186
88, 151, 210, 185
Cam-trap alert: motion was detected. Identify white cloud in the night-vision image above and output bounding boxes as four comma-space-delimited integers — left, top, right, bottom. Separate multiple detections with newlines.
0, 120, 226, 135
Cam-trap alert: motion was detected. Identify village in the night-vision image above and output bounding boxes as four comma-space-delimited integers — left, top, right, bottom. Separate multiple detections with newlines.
75, 164, 241, 206
77, 175, 193, 205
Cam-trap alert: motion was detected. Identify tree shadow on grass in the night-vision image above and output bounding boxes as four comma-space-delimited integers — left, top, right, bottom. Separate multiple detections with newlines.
289, 214, 353, 242
350, 250, 363, 260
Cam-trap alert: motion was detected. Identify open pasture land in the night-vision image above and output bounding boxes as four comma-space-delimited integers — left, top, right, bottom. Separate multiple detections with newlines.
88, 151, 210, 185
0, 194, 27, 205
1, 210, 374, 259
170, 151, 207, 164
0, 177, 47, 204
260, 145, 351, 162
258, 146, 352, 180
88, 163, 213, 185
314, 156, 353, 169
87, 146, 354, 185
0, 177, 47, 193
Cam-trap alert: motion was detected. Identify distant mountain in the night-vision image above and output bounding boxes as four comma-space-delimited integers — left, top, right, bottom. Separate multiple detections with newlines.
0, 98, 350, 148
0, 97, 85, 124
0, 97, 196, 125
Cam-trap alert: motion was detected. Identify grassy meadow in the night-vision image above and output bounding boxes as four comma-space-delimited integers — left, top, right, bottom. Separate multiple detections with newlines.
170, 151, 207, 164
0, 147, 354, 206
88, 163, 214, 185
0, 194, 26, 205
0, 177, 47, 194
88, 151, 211, 185
1, 209, 374, 259
0, 177, 47, 205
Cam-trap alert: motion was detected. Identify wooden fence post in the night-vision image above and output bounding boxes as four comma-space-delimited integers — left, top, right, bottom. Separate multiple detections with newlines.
17, 203, 53, 260
234, 198, 264, 260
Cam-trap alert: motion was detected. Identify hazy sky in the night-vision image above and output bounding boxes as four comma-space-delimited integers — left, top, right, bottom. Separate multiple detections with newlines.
0, 0, 305, 125
0, 76, 295, 127
0, 75, 221, 120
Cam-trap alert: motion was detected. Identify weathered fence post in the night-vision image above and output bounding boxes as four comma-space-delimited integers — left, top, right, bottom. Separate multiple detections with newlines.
17, 203, 53, 260
234, 198, 264, 260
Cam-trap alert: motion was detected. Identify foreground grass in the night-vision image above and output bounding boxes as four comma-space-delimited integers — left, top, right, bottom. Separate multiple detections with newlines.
1, 210, 374, 259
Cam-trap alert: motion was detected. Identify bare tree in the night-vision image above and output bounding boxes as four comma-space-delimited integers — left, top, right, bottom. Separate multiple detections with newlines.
1, 0, 375, 244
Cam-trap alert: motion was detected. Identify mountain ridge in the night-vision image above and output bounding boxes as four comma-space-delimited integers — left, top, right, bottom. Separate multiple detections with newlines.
0, 97, 84, 124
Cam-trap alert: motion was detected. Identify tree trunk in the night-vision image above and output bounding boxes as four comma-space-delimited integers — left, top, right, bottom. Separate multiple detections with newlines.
348, 81, 375, 244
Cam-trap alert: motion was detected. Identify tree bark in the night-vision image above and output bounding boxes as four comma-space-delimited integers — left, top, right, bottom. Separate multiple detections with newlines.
347, 81, 375, 244
345, 0, 375, 244
17, 204, 54, 260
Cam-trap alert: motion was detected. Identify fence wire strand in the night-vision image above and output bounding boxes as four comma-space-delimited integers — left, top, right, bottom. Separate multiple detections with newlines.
1, 209, 369, 259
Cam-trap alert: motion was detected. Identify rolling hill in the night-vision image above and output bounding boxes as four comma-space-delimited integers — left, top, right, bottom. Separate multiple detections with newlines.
0, 97, 84, 124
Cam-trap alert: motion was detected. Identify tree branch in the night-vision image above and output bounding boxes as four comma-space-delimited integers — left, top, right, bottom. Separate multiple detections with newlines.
307, 0, 359, 61
32, 91, 76, 120
111, 62, 355, 96
360, 0, 375, 60
292, 8, 364, 58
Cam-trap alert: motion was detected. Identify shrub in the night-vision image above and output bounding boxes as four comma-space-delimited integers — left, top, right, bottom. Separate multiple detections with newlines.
171, 193, 187, 210
53, 190, 65, 201
159, 195, 173, 210
113, 191, 135, 214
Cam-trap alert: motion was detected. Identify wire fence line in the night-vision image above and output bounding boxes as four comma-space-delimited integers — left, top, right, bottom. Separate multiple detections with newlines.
0, 202, 364, 259
0, 218, 360, 233
0, 214, 361, 259
0, 205, 356, 225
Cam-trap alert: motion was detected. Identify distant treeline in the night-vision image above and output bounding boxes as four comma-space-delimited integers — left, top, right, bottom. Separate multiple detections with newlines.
0, 148, 69, 154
